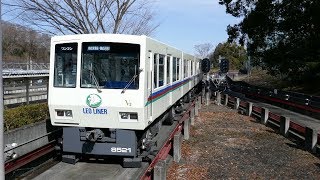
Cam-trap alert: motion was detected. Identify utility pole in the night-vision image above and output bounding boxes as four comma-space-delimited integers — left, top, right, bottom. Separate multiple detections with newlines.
0, 0, 5, 178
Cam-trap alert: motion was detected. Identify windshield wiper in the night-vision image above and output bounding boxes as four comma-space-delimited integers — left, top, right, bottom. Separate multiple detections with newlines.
121, 68, 142, 94
89, 69, 102, 93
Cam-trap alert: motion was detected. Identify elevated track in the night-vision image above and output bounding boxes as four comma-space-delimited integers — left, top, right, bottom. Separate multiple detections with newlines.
5, 74, 320, 179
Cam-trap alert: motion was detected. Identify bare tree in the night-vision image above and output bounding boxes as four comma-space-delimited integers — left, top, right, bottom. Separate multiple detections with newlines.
3, 0, 158, 35
3, 21, 50, 62
194, 43, 214, 59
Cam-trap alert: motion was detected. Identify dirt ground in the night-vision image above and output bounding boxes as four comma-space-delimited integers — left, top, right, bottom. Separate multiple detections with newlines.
167, 103, 320, 179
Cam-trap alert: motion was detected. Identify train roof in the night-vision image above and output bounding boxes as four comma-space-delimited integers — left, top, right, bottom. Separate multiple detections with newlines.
51, 34, 198, 59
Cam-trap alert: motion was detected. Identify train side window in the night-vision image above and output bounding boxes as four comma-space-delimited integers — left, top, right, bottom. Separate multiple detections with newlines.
184, 59, 187, 78
159, 54, 165, 87
172, 57, 177, 82
166, 56, 171, 84
196, 61, 200, 74
188, 60, 191, 76
154, 54, 158, 88
191, 61, 193, 76
177, 58, 180, 80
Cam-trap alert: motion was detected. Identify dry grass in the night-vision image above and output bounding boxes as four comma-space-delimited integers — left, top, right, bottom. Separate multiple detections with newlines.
167, 104, 320, 179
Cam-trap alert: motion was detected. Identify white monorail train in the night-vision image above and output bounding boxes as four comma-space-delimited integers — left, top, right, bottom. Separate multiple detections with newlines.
48, 34, 204, 167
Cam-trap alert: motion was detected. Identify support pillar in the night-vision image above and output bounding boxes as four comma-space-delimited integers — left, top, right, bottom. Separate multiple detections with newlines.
198, 96, 202, 109
173, 132, 183, 162
183, 115, 190, 140
190, 106, 195, 125
234, 97, 240, 110
224, 94, 228, 106
280, 116, 290, 137
216, 92, 221, 105
206, 91, 210, 106
247, 102, 253, 116
195, 98, 199, 116
201, 88, 205, 105
305, 127, 318, 153
153, 159, 167, 180
261, 108, 269, 124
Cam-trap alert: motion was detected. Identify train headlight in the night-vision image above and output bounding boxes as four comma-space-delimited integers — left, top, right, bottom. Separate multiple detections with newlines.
55, 110, 73, 118
119, 112, 138, 120
129, 113, 138, 120
65, 110, 73, 117
120, 112, 129, 119
56, 110, 64, 117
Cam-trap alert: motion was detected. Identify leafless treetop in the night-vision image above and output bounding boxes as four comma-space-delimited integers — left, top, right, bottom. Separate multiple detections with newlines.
194, 43, 214, 59
3, 0, 159, 35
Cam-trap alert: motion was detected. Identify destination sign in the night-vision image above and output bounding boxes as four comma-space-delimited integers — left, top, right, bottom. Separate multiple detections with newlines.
87, 46, 110, 51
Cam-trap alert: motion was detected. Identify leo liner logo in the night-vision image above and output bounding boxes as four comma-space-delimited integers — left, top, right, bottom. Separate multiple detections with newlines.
86, 94, 102, 108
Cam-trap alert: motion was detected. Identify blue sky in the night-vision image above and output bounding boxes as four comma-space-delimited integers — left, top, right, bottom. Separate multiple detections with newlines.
2, 0, 239, 55
153, 0, 239, 54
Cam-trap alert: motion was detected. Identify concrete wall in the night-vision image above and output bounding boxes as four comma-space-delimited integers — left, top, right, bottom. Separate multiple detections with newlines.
4, 119, 61, 158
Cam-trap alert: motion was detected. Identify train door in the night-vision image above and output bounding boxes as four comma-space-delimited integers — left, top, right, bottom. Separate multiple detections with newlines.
167, 55, 172, 105
147, 51, 153, 120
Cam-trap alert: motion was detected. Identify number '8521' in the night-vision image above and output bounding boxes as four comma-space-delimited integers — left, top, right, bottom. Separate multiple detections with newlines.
111, 147, 132, 153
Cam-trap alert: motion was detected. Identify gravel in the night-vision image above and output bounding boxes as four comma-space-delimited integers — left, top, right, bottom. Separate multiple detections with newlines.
167, 103, 320, 179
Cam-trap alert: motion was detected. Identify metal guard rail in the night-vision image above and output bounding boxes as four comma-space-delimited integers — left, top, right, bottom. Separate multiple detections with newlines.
226, 76, 320, 118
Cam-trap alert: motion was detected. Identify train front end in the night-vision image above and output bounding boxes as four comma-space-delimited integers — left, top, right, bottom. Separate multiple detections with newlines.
48, 34, 147, 166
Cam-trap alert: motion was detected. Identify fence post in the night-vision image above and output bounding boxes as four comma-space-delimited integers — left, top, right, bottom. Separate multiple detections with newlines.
25, 78, 30, 104
280, 116, 290, 137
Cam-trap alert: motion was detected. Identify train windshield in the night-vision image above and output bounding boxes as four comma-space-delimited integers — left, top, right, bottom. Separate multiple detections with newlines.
81, 42, 140, 89
54, 43, 78, 88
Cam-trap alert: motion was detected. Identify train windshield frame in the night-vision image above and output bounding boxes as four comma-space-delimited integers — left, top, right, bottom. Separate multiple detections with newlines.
81, 42, 140, 90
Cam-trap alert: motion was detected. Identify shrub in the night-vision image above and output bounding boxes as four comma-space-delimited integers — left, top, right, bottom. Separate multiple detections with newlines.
4, 103, 49, 131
